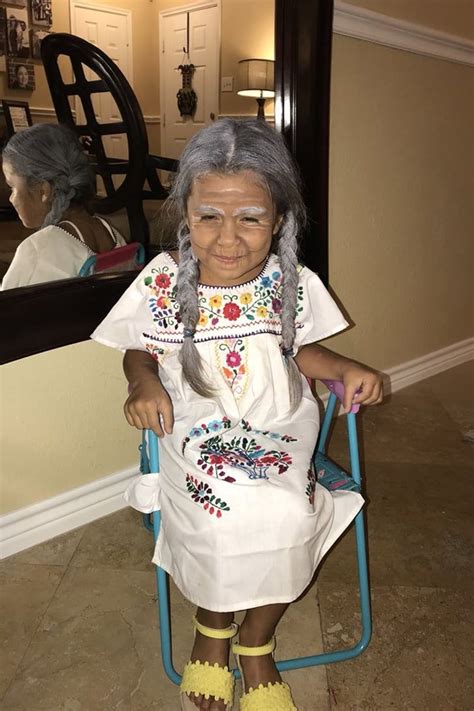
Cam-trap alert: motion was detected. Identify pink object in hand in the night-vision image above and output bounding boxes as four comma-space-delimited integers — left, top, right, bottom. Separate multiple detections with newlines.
321, 379, 360, 414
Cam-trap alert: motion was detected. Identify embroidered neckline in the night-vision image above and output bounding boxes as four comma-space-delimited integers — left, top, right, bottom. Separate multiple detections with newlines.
163, 251, 274, 290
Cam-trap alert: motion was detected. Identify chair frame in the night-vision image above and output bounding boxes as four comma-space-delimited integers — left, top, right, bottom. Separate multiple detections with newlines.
139, 386, 372, 684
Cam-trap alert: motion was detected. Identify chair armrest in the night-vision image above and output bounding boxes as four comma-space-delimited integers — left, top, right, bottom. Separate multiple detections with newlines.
321, 379, 360, 414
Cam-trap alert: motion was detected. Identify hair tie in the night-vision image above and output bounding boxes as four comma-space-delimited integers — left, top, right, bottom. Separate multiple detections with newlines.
282, 347, 294, 358
183, 328, 196, 339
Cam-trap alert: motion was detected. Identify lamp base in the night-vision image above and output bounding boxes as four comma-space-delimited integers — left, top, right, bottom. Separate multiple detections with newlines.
256, 97, 266, 119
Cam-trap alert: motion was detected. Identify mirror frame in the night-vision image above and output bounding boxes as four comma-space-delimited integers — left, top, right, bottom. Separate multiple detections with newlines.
0, 0, 334, 365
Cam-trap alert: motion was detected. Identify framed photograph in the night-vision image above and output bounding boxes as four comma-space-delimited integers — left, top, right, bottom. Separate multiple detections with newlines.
1, 99, 32, 137
0, 8, 7, 72
29, 0, 52, 27
30, 27, 50, 59
6, 7, 30, 58
7, 59, 35, 90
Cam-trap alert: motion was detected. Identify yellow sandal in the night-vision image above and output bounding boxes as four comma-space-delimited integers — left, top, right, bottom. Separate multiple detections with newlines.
232, 638, 298, 711
180, 616, 239, 711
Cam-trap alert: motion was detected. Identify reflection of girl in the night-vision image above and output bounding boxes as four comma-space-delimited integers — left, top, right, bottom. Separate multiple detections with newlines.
11, 63, 29, 89
1, 124, 126, 289
93, 119, 383, 711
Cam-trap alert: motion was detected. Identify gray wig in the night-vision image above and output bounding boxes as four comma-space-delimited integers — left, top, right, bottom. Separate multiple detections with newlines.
167, 118, 307, 410
2, 123, 94, 226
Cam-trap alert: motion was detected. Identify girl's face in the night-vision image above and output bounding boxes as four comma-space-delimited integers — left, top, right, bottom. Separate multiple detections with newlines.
2, 161, 50, 228
186, 170, 281, 287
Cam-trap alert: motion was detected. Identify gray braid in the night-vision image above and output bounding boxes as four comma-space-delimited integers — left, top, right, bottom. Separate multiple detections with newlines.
176, 222, 216, 397
278, 213, 303, 411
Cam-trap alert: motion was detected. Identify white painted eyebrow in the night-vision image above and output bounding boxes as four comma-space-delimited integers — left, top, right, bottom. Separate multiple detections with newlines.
194, 205, 224, 215
233, 206, 268, 216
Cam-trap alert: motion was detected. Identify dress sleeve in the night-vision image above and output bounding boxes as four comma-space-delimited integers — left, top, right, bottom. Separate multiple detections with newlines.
293, 266, 349, 353
91, 254, 164, 352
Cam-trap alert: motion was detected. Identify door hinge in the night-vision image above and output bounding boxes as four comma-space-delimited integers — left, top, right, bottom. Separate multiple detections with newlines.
162, 39, 165, 53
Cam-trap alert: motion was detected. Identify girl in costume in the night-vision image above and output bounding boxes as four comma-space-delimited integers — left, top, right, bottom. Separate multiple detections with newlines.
92, 118, 383, 711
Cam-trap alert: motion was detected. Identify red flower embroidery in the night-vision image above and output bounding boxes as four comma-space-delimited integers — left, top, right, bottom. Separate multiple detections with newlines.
226, 352, 241, 367
155, 273, 171, 289
223, 302, 241, 321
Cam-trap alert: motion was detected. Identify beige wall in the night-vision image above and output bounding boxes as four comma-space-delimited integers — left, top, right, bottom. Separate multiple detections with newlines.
1, 4, 473, 515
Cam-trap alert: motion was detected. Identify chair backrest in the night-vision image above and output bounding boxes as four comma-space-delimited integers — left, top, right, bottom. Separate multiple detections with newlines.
40, 32, 170, 244
79, 242, 146, 278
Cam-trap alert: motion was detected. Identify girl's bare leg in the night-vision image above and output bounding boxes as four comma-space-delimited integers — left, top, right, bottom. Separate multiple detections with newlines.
188, 603, 290, 709
238, 603, 289, 691
188, 607, 234, 711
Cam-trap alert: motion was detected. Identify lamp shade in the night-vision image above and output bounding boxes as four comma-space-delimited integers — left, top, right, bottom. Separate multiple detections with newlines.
237, 59, 275, 98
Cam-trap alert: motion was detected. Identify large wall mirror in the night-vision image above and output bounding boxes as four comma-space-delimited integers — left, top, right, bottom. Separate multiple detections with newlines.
0, 0, 333, 364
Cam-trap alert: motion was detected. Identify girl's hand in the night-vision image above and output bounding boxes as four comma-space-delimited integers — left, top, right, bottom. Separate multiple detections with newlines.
341, 362, 383, 413
124, 377, 174, 437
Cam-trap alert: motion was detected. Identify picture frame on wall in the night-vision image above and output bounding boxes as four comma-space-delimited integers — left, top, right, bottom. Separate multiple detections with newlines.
1, 99, 33, 137
30, 0, 53, 27
0, 7, 7, 72
6, 7, 30, 58
30, 28, 50, 59
2, 1, 27, 7
7, 59, 35, 90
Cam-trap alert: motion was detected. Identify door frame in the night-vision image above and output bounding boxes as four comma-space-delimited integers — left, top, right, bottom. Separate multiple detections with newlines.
159, 0, 221, 154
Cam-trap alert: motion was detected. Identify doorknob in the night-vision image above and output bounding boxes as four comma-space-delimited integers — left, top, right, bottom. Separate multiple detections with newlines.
210, 112, 215, 121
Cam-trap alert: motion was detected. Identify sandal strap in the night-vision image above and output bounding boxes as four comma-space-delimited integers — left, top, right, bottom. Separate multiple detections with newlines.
232, 637, 276, 657
180, 660, 234, 705
240, 681, 297, 711
193, 616, 239, 640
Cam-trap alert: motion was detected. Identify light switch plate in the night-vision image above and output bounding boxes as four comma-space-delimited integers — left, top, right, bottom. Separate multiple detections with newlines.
221, 76, 233, 92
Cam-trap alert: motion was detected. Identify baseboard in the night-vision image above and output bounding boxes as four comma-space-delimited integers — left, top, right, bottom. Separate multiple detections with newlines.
1, 337, 472, 559
0, 467, 137, 559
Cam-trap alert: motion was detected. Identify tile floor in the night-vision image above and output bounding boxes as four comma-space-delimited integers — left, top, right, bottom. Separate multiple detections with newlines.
1, 362, 473, 710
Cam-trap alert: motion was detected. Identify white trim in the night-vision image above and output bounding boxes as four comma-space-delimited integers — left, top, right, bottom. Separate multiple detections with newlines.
334, 0, 474, 66
1, 337, 472, 559
385, 337, 474, 394
0, 467, 137, 559
160, 1, 220, 18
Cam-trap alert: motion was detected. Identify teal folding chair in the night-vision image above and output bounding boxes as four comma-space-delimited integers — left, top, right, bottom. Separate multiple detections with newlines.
139, 379, 371, 684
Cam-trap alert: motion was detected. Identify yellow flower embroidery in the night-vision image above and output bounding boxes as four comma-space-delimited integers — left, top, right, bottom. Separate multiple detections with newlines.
240, 292, 252, 305
198, 312, 209, 326
256, 306, 268, 318
209, 295, 222, 308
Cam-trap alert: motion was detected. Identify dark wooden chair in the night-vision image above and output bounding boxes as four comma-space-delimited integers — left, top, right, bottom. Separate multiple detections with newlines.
40, 32, 178, 245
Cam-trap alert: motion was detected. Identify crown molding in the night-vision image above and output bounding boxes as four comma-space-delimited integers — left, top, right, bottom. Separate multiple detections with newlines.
334, 0, 474, 66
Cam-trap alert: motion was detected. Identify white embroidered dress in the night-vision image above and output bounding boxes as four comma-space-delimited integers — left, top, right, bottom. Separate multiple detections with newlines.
92, 252, 363, 612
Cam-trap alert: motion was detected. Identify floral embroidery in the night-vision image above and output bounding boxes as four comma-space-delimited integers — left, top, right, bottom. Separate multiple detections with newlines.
195, 267, 304, 329
181, 416, 232, 454
144, 265, 181, 331
195, 421, 296, 481
240, 419, 297, 443
186, 475, 230, 517
306, 467, 316, 505
145, 343, 167, 362
223, 302, 241, 321
216, 339, 248, 399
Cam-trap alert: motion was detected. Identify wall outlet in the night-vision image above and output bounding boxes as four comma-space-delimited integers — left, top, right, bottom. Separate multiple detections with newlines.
221, 76, 233, 92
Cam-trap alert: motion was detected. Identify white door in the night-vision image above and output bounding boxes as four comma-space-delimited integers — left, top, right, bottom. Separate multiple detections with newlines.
70, 1, 132, 162
160, 3, 220, 160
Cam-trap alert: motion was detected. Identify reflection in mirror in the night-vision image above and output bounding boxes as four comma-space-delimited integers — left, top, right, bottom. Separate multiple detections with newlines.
0, 0, 275, 294
0, 123, 127, 290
